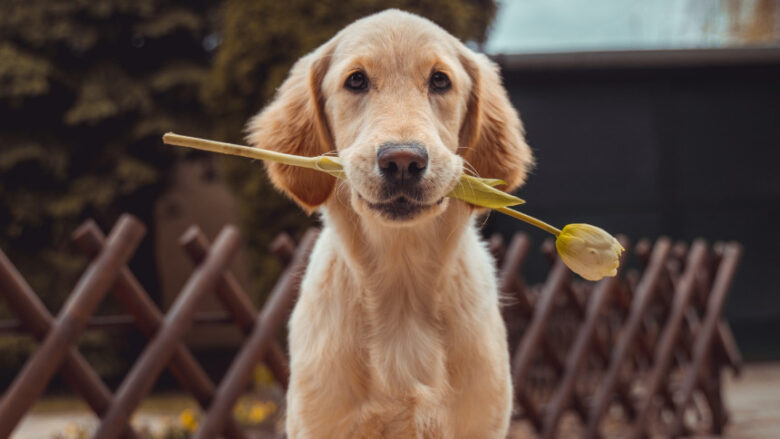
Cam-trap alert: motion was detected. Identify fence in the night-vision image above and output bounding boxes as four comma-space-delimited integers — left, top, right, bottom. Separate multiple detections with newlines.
490, 233, 742, 438
0, 214, 741, 438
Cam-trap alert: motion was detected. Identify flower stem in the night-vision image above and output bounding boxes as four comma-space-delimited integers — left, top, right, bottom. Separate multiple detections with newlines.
496, 207, 562, 237
163, 132, 563, 238
163, 132, 319, 170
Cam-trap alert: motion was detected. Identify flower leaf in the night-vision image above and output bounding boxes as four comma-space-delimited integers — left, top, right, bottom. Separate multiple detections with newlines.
448, 174, 525, 208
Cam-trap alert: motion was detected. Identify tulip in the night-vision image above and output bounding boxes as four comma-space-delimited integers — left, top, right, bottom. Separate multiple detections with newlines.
554, 224, 624, 281
162, 133, 623, 280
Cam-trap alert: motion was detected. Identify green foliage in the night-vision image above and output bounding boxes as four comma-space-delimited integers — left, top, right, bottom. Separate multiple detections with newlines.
205, 0, 497, 300
0, 0, 219, 306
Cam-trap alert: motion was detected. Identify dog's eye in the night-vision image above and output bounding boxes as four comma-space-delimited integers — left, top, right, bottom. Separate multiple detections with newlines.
345, 71, 368, 92
429, 71, 451, 93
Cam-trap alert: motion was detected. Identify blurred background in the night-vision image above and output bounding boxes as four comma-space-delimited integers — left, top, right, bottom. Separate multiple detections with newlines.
0, 0, 778, 412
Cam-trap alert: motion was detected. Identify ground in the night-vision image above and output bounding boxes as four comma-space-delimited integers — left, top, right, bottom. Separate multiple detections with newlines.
721, 362, 780, 439
12, 363, 780, 439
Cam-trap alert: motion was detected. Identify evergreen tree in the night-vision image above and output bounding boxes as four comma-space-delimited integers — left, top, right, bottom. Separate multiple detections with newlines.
0, 0, 220, 308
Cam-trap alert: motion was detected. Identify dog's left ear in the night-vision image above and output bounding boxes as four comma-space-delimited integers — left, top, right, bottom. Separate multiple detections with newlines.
246, 44, 336, 212
458, 50, 534, 192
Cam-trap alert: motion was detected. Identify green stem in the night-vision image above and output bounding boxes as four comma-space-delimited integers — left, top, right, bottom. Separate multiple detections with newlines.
496, 206, 562, 237
164, 132, 564, 237
163, 133, 319, 170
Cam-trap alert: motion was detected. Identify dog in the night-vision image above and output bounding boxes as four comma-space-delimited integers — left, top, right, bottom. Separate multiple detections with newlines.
247, 9, 533, 438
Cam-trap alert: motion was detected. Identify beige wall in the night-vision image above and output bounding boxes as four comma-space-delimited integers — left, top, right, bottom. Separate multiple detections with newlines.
154, 158, 248, 348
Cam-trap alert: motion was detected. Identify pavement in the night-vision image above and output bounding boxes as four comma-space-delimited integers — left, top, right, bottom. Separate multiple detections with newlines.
11, 362, 780, 439
722, 362, 780, 439
15, 413, 179, 439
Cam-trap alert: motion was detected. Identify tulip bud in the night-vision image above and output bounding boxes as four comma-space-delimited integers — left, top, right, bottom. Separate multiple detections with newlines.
555, 224, 624, 281
162, 133, 626, 280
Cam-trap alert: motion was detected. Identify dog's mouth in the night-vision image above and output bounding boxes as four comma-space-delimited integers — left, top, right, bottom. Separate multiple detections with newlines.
360, 194, 445, 221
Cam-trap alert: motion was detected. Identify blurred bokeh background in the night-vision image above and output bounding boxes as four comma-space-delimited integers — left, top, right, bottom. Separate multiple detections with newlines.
0, 0, 778, 394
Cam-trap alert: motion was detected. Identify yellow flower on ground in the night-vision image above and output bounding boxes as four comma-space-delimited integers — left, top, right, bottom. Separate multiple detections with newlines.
252, 364, 275, 387
555, 223, 624, 281
179, 408, 199, 432
248, 401, 277, 423
234, 399, 277, 425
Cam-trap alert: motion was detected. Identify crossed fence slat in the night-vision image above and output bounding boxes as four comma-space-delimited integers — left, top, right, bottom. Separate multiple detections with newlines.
670, 242, 742, 436
493, 232, 742, 438
0, 230, 140, 439
180, 226, 291, 390
541, 236, 630, 439
584, 237, 673, 437
0, 215, 308, 439
92, 225, 242, 438
633, 239, 741, 435
500, 234, 634, 438
192, 228, 318, 439
629, 240, 709, 437
0, 214, 146, 439
0, 216, 742, 439
510, 258, 570, 430
73, 220, 247, 439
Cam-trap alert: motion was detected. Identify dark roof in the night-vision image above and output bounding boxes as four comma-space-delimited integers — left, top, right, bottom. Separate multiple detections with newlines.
492, 46, 780, 71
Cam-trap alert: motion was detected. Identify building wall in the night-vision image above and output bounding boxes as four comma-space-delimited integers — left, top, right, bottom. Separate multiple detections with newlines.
154, 158, 247, 348
488, 56, 780, 359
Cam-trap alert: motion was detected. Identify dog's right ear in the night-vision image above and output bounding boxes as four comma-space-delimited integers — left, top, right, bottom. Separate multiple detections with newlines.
246, 45, 336, 212
457, 50, 534, 193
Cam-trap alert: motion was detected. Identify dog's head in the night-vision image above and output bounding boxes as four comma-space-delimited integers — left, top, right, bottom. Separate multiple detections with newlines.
247, 9, 533, 225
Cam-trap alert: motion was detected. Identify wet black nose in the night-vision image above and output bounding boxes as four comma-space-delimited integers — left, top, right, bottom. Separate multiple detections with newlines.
377, 143, 428, 184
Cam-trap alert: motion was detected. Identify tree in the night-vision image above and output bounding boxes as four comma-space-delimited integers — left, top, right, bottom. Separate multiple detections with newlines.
726, 0, 779, 43
203, 0, 497, 300
0, 0, 221, 311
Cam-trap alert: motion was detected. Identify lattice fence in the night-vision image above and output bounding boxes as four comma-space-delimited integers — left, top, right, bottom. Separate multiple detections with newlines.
491, 232, 742, 438
0, 214, 741, 438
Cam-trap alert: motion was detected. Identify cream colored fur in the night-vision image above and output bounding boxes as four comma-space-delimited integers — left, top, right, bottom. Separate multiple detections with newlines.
246, 9, 533, 438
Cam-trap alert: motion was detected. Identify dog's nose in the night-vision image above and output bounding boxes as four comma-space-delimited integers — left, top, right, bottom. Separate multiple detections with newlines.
377, 144, 428, 183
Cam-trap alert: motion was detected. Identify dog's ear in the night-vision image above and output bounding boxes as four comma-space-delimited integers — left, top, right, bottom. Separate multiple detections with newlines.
458, 51, 534, 192
246, 45, 335, 212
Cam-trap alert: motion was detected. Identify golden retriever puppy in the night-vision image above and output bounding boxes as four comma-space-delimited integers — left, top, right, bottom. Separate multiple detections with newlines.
247, 9, 533, 438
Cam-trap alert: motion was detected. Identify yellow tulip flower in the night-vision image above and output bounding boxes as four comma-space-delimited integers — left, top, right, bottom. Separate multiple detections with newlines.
162, 133, 623, 280
555, 224, 624, 281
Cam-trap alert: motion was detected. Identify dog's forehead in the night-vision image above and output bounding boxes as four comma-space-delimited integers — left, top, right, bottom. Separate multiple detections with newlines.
339, 9, 451, 41
332, 11, 457, 65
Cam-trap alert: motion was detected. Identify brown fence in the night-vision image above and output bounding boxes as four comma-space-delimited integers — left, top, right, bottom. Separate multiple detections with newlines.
0, 214, 741, 438
491, 233, 742, 438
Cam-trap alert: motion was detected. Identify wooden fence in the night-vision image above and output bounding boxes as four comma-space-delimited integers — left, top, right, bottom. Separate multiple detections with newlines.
491, 233, 742, 438
0, 213, 741, 438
